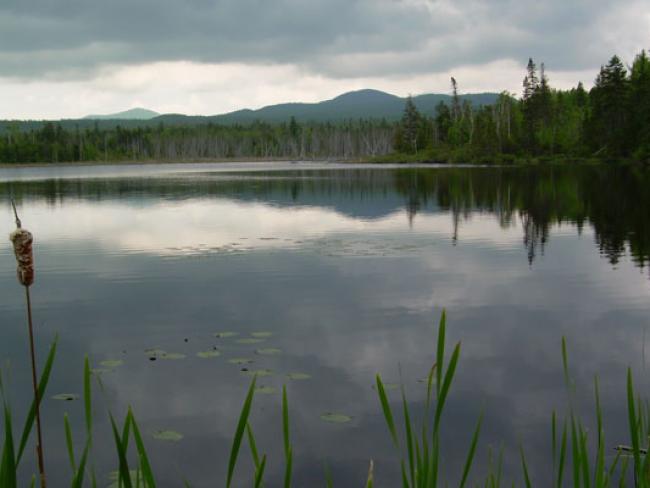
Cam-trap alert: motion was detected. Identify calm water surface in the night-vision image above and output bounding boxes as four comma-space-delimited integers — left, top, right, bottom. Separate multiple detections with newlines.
1, 162, 649, 487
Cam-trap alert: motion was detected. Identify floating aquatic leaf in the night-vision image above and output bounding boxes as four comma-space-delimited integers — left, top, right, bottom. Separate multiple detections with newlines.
152, 430, 184, 442
214, 332, 239, 338
229, 358, 254, 365
160, 353, 186, 360
100, 359, 124, 368
251, 331, 273, 338
320, 413, 353, 424
255, 386, 277, 394
144, 348, 166, 356
90, 368, 112, 375
255, 348, 282, 356
236, 338, 265, 345
51, 393, 79, 401
287, 373, 311, 381
197, 350, 221, 359
241, 369, 273, 377
107, 469, 141, 488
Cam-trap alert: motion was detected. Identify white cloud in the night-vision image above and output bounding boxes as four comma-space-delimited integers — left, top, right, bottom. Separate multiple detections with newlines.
0, 58, 598, 119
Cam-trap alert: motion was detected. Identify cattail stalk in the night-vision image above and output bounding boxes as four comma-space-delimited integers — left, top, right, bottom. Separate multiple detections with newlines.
9, 200, 46, 488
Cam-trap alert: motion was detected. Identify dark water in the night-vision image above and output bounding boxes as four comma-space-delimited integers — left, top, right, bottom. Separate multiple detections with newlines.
1, 162, 649, 487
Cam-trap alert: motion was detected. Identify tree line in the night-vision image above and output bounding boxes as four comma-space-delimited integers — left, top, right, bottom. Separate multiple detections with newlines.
1, 49, 648, 164
396, 50, 650, 162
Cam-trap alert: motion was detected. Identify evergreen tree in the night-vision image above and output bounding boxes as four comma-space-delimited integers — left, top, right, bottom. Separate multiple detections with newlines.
588, 55, 629, 156
629, 50, 650, 159
400, 96, 421, 154
451, 77, 461, 123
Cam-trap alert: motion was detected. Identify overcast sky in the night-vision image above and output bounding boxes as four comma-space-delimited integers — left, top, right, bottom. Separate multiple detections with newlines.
1, 0, 648, 119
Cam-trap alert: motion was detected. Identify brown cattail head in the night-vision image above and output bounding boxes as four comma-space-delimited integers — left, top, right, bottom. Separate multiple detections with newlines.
10, 228, 34, 287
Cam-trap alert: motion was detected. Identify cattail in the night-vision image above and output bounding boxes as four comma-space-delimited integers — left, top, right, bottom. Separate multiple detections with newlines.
9, 201, 46, 488
10, 228, 35, 287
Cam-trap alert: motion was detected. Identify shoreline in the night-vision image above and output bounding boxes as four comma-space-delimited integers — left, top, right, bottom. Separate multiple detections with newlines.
0, 157, 358, 169
0, 155, 642, 170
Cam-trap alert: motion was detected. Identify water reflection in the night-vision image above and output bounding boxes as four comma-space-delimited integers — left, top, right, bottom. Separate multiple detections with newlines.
0, 164, 649, 487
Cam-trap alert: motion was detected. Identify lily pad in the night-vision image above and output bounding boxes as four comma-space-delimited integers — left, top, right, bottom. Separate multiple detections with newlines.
228, 358, 254, 365
213, 332, 239, 338
320, 413, 353, 424
251, 331, 273, 338
160, 352, 186, 360
152, 430, 184, 442
255, 386, 277, 394
287, 373, 311, 380
99, 359, 124, 368
90, 368, 112, 375
196, 350, 221, 359
144, 348, 167, 356
51, 393, 79, 401
107, 470, 141, 488
236, 338, 265, 345
241, 369, 273, 377
255, 348, 282, 356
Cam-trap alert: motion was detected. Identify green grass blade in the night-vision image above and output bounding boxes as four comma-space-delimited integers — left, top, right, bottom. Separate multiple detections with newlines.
1, 401, 17, 488
282, 385, 290, 459
570, 414, 581, 488
128, 409, 156, 487
433, 342, 460, 435
561, 337, 570, 389
425, 363, 435, 414
627, 368, 642, 485
401, 388, 415, 488
520, 446, 532, 488
121, 411, 132, 453
578, 423, 591, 488
226, 376, 256, 488
430, 437, 440, 488
254, 454, 267, 488
496, 444, 504, 488
70, 441, 90, 488
109, 413, 133, 488
64, 413, 76, 472
284, 447, 293, 488
459, 412, 483, 488
16, 335, 58, 465
436, 310, 446, 398
594, 378, 605, 488
376, 375, 399, 448
365, 459, 374, 488
324, 462, 333, 488
246, 423, 260, 470
557, 418, 567, 488
400, 461, 409, 488
282, 386, 292, 488
84, 356, 92, 439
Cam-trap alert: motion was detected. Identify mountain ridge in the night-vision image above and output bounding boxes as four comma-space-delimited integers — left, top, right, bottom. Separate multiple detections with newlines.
84, 107, 160, 120
3, 89, 499, 133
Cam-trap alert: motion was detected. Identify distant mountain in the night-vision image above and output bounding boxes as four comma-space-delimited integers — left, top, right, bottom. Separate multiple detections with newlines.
156, 89, 498, 125
84, 108, 160, 120
3, 89, 499, 132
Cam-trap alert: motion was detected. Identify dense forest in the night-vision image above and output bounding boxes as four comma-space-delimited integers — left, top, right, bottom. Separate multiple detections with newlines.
0, 49, 648, 164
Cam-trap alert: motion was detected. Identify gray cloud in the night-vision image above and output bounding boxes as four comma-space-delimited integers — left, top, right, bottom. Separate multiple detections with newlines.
0, 0, 646, 80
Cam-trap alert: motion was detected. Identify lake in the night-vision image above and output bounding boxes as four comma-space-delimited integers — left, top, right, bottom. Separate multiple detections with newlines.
1, 162, 649, 487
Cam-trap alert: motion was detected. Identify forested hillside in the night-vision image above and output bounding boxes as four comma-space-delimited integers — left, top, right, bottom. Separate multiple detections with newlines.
0, 50, 648, 164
